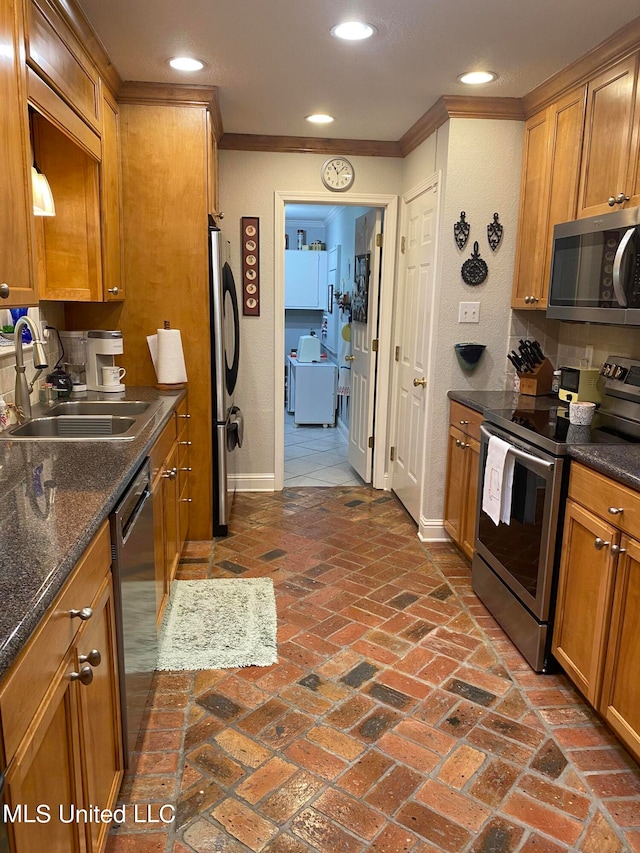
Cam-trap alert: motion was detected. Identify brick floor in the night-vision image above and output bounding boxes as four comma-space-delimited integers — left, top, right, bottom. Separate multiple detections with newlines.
107, 486, 640, 852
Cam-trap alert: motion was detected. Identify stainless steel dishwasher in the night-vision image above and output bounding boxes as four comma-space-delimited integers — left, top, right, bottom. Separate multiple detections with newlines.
110, 459, 156, 766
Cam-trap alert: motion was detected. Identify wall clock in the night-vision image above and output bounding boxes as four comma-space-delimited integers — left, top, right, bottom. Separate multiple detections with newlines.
321, 157, 355, 192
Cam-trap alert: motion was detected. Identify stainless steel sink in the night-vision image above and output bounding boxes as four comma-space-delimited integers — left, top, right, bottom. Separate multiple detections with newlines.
47, 400, 153, 416
1, 399, 163, 441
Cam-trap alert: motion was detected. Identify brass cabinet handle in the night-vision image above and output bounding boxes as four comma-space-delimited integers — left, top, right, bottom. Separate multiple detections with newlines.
608, 507, 624, 515
413, 377, 427, 387
594, 537, 610, 551
107, 286, 119, 295
78, 649, 102, 667
70, 665, 93, 686
345, 355, 355, 362
70, 607, 93, 621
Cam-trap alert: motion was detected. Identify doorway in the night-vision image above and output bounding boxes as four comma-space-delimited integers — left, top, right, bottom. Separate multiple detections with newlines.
275, 191, 398, 492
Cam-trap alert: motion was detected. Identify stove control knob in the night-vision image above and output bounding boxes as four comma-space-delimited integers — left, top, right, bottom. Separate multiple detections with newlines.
600, 362, 609, 376
614, 365, 628, 380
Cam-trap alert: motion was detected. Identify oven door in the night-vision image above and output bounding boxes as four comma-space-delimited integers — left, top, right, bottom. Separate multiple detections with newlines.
475, 423, 565, 621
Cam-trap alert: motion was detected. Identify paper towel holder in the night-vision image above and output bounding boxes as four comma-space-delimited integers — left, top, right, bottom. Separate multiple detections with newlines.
154, 320, 187, 391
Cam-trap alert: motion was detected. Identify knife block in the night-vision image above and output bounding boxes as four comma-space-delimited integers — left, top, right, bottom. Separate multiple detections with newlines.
518, 358, 554, 396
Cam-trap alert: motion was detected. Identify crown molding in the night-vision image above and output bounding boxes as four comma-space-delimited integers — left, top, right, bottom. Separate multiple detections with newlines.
219, 133, 403, 158
55, 0, 122, 95
523, 15, 640, 117
118, 81, 221, 117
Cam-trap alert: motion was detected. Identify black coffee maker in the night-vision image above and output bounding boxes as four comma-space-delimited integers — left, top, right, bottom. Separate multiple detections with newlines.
45, 327, 73, 396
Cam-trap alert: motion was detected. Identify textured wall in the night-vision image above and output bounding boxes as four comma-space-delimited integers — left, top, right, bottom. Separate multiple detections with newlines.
218, 150, 403, 482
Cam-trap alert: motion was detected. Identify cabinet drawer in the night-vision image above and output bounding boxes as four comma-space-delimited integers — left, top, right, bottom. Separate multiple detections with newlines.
150, 417, 177, 483
178, 440, 190, 493
449, 401, 483, 441
26, 0, 100, 132
176, 397, 190, 442
569, 463, 640, 538
0, 522, 111, 763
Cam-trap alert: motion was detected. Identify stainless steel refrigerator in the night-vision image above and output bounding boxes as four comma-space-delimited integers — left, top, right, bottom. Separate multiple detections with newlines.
209, 216, 243, 536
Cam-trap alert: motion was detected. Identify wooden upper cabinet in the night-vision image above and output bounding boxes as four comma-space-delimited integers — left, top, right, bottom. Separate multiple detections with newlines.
100, 87, 124, 301
0, 0, 37, 306
25, 0, 100, 133
206, 109, 220, 216
577, 54, 639, 218
512, 87, 585, 310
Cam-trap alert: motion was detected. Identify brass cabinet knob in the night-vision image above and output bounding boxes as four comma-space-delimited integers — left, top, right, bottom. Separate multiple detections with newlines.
181, 498, 193, 503
179, 440, 192, 446
180, 466, 192, 472
413, 377, 427, 387
70, 607, 93, 621
178, 413, 191, 419
70, 665, 94, 686
79, 649, 102, 667
459, 420, 469, 425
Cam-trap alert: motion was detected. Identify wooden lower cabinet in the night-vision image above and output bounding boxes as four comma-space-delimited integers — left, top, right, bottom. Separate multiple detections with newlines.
553, 463, 640, 761
1, 522, 123, 853
151, 398, 190, 627
444, 402, 482, 561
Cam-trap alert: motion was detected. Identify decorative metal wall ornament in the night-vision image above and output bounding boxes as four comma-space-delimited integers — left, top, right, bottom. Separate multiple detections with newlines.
461, 241, 488, 286
453, 211, 470, 250
487, 212, 503, 252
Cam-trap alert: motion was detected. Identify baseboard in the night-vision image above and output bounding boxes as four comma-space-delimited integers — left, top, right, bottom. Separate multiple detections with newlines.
418, 518, 448, 542
232, 474, 275, 492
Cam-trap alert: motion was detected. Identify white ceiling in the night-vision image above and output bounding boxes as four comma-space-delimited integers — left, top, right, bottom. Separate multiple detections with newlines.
77, 0, 640, 141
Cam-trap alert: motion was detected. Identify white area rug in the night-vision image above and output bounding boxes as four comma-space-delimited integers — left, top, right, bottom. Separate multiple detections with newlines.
157, 578, 278, 670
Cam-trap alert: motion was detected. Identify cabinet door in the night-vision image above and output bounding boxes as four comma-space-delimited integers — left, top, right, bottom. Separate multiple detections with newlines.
206, 109, 219, 216
600, 535, 640, 761
163, 441, 180, 586
443, 425, 467, 545
285, 250, 321, 308
512, 108, 550, 309
459, 436, 480, 561
152, 468, 168, 628
552, 500, 618, 705
100, 88, 124, 301
76, 573, 123, 853
0, 0, 37, 306
538, 86, 586, 309
577, 55, 639, 218
5, 649, 85, 853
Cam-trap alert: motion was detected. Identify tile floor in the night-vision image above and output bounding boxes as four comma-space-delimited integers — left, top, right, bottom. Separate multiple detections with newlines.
284, 411, 362, 487
108, 486, 640, 853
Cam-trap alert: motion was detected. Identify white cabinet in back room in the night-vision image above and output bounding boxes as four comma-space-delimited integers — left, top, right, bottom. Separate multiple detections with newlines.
285, 250, 327, 309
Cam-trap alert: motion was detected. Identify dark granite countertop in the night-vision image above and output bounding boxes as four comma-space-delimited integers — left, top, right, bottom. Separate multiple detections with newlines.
0, 387, 184, 679
448, 388, 640, 491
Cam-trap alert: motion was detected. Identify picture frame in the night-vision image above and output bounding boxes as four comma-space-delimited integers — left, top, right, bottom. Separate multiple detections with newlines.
352, 253, 370, 323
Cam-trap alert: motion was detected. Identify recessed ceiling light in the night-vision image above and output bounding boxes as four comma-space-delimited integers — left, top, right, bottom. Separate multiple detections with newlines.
306, 114, 334, 124
330, 21, 377, 41
458, 70, 498, 85
169, 57, 205, 72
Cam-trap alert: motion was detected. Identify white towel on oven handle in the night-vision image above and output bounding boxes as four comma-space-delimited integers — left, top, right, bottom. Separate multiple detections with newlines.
482, 435, 515, 526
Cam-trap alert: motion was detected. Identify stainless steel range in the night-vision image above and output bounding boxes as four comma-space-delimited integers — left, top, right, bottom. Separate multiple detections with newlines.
472, 356, 640, 672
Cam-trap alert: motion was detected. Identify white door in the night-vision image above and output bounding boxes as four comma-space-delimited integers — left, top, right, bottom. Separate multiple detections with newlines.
348, 209, 383, 482
391, 176, 439, 521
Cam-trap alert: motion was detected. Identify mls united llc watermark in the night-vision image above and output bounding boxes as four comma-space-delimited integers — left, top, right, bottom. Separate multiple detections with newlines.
3, 804, 175, 825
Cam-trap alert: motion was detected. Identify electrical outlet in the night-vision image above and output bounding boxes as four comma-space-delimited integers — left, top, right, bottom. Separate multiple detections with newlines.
458, 301, 480, 323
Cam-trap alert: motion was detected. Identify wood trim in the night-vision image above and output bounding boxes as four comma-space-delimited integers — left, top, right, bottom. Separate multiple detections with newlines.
117, 80, 220, 112
28, 66, 101, 159
399, 96, 523, 156
51, 0, 121, 95
523, 15, 640, 117
219, 133, 402, 157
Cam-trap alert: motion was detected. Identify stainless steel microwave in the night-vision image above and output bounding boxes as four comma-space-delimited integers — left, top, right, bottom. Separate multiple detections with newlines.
546, 207, 640, 325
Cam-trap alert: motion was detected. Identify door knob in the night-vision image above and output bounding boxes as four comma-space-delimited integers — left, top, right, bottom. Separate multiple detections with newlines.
413, 377, 427, 387
345, 355, 355, 362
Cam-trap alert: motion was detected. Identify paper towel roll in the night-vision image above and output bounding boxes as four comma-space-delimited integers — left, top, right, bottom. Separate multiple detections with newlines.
153, 328, 187, 384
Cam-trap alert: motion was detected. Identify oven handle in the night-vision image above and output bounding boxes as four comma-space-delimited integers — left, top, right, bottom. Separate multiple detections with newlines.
480, 425, 555, 476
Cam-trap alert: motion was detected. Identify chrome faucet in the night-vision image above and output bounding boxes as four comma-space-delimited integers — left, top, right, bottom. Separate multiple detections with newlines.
14, 316, 48, 423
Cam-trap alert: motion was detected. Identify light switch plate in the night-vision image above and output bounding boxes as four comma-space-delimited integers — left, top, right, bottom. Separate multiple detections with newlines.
458, 301, 480, 323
